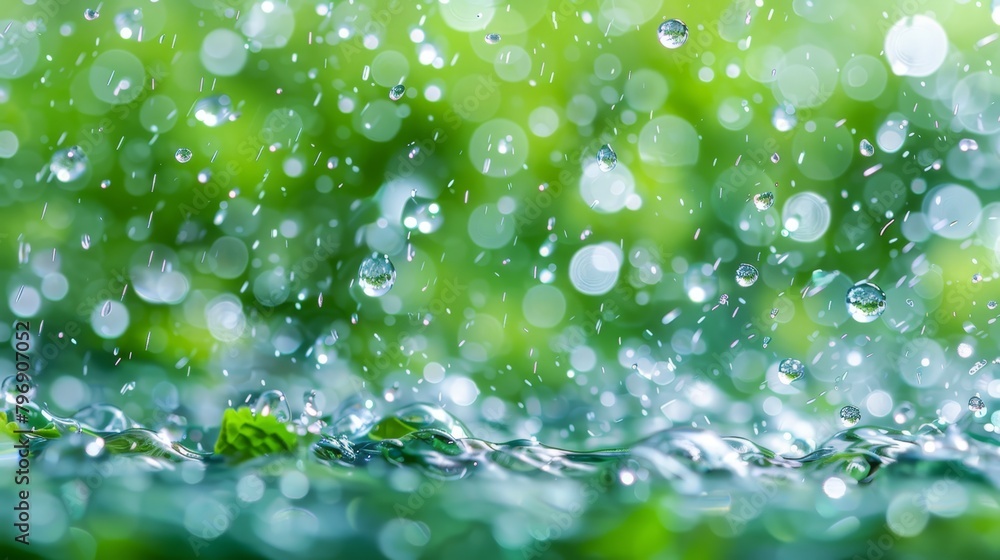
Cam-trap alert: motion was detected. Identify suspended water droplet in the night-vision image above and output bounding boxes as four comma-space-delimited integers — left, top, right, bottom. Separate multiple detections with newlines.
770, 153, 780, 163
485, 33, 501, 44
753, 191, 774, 211
778, 358, 804, 384
597, 144, 617, 172
389, 84, 405, 101
81, 234, 91, 250
860, 139, 875, 157
846, 282, 886, 323
303, 390, 321, 418
358, 253, 396, 297
120, 381, 136, 395
326, 156, 339, 169
175, 148, 193, 163
969, 395, 987, 417
959, 138, 979, 152
988, 300, 997, 310
101, 300, 113, 317
735, 263, 759, 287
100, 179, 111, 189
970, 359, 988, 375
657, 19, 689, 49
49, 145, 88, 182
194, 95, 237, 127
402, 197, 444, 233
84, 8, 100, 20
253, 390, 291, 423
972, 273, 983, 284
839, 405, 861, 427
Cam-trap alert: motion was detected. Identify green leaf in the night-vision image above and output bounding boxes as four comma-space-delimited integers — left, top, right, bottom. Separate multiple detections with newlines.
213, 407, 297, 462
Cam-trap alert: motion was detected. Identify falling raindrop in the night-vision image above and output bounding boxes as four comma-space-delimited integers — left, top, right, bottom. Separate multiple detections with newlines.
84, 8, 100, 20
358, 253, 396, 297
485, 33, 501, 44
114, 9, 143, 40
860, 139, 875, 157
735, 263, 759, 287
175, 148, 193, 163
597, 144, 617, 172
81, 234, 91, 250
50, 145, 88, 182
657, 19, 689, 49
840, 405, 861, 427
770, 153, 780, 163
846, 282, 886, 323
389, 85, 405, 101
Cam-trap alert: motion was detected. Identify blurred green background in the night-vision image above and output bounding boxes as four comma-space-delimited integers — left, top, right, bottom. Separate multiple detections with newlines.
2, 0, 1000, 558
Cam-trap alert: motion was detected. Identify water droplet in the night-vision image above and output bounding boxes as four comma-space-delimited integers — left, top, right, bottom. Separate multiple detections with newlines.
389, 84, 405, 101
49, 145, 88, 182
120, 381, 136, 395
762, 336, 771, 348
100, 179, 111, 189
839, 405, 861, 427
358, 253, 396, 297
959, 138, 979, 152
969, 395, 987, 417
972, 273, 983, 284
970, 359, 988, 375
194, 95, 238, 127
84, 8, 100, 20
402, 197, 444, 234
597, 144, 617, 172
114, 9, 143, 40
846, 282, 886, 323
303, 390, 321, 418
860, 139, 875, 157
988, 300, 997, 310
753, 191, 774, 211
778, 358, 804, 384
253, 390, 291, 423
485, 33, 501, 44
718, 293, 729, 305
101, 301, 112, 317
770, 153, 780, 163
657, 19, 689, 49
81, 234, 91, 250
175, 148, 193, 163
735, 263, 759, 287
